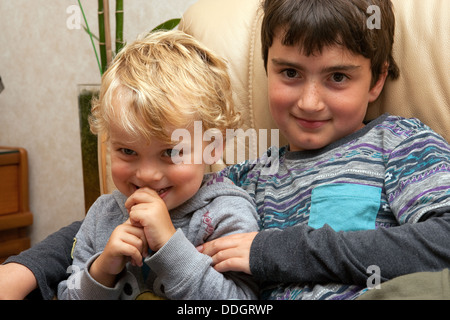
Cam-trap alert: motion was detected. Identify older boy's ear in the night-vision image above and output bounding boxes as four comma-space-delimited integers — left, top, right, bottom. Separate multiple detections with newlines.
369, 63, 389, 103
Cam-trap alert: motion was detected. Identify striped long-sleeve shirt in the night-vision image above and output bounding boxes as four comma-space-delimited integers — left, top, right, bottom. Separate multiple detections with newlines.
220, 114, 450, 299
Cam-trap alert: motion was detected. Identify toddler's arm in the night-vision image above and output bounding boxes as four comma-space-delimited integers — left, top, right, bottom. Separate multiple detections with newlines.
147, 194, 260, 299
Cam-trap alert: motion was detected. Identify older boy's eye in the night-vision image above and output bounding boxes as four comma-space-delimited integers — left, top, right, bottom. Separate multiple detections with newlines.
283, 69, 299, 78
331, 73, 347, 82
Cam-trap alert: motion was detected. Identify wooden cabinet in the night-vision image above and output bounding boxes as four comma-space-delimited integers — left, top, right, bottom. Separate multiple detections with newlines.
0, 147, 33, 263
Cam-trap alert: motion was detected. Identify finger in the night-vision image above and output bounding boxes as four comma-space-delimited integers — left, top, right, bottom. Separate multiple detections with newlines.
125, 188, 159, 211
210, 247, 243, 266
118, 224, 149, 258
198, 238, 228, 257
129, 202, 168, 228
206, 245, 251, 274
199, 234, 243, 257
104, 237, 144, 269
128, 205, 153, 227
121, 243, 143, 267
123, 218, 146, 251
214, 257, 251, 275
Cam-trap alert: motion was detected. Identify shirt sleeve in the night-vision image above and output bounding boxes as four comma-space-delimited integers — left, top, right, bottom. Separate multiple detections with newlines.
385, 129, 450, 224
251, 201, 450, 285
3, 220, 82, 300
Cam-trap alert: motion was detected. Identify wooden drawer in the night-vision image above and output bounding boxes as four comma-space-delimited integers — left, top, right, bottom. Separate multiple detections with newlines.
0, 147, 33, 262
0, 152, 20, 215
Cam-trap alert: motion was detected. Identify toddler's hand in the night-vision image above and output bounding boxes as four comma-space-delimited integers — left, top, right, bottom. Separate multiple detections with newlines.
125, 188, 176, 252
90, 220, 148, 287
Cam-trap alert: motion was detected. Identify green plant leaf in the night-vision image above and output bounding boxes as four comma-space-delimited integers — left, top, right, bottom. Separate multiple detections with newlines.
78, 0, 102, 75
152, 18, 181, 31
82, 26, 100, 42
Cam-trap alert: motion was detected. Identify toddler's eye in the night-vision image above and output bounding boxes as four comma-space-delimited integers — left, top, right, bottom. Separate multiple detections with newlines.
121, 148, 136, 156
164, 149, 182, 158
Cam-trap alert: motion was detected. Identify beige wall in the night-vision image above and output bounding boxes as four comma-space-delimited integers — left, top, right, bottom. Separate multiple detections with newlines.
0, 0, 197, 245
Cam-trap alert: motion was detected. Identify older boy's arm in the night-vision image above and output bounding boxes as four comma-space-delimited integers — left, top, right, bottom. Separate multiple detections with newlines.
251, 209, 450, 285
0, 263, 37, 299
1, 220, 81, 299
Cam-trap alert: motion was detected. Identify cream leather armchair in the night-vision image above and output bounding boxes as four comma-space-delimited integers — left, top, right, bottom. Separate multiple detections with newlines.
99, 0, 449, 195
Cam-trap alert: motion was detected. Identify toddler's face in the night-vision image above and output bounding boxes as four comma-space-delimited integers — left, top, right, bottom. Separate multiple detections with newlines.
109, 121, 206, 211
267, 32, 387, 151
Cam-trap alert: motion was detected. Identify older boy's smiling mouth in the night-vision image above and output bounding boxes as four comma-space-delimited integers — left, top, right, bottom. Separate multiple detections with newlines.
295, 117, 329, 130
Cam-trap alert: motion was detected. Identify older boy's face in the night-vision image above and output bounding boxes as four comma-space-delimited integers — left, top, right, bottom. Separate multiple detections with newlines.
267, 33, 386, 151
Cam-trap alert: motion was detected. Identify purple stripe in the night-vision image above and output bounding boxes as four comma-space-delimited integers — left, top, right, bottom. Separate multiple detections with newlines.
264, 189, 311, 210
398, 185, 450, 219
389, 164, 450, 202
348, 143, 389, 154
391, 139, 450, 159
330, 286, 365, 300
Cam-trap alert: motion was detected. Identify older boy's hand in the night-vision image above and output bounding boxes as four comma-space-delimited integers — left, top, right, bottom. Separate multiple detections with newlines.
197, 232, 258, 275
125, 188, 176, 252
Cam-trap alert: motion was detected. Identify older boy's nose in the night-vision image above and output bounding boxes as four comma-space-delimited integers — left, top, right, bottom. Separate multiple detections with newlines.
297, 82, 324, 113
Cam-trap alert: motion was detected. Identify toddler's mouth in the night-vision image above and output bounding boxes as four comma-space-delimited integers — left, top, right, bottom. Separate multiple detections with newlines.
133, 185, 170, 196
157, 187, 170, 196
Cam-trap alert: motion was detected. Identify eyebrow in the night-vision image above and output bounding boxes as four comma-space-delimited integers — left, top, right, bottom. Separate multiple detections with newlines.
271, 58, 361, 73
109, 139, 135, 147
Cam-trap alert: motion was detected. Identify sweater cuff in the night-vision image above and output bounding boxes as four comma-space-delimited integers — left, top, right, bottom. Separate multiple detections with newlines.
249, 229, 272, 281
145, 229, 211, 296
73, 253, 125, 299
249, 227, 306, 282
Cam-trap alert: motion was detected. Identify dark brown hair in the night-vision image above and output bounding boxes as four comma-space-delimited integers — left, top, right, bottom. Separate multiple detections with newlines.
261, 0, 400, 85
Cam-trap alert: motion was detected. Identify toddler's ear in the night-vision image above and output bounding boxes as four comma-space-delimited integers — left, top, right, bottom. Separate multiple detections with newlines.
369, 62, 389, 103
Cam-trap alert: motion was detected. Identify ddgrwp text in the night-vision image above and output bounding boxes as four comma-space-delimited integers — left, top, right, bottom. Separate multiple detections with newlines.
222, 304, 273, 315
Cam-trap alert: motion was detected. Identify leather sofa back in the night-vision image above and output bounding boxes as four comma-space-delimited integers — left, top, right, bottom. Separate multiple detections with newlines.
100, 0, 449, 194
180, 0, 449, 142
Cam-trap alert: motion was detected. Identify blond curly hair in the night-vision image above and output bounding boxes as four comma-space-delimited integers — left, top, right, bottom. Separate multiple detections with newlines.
90, 30, 240, 143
